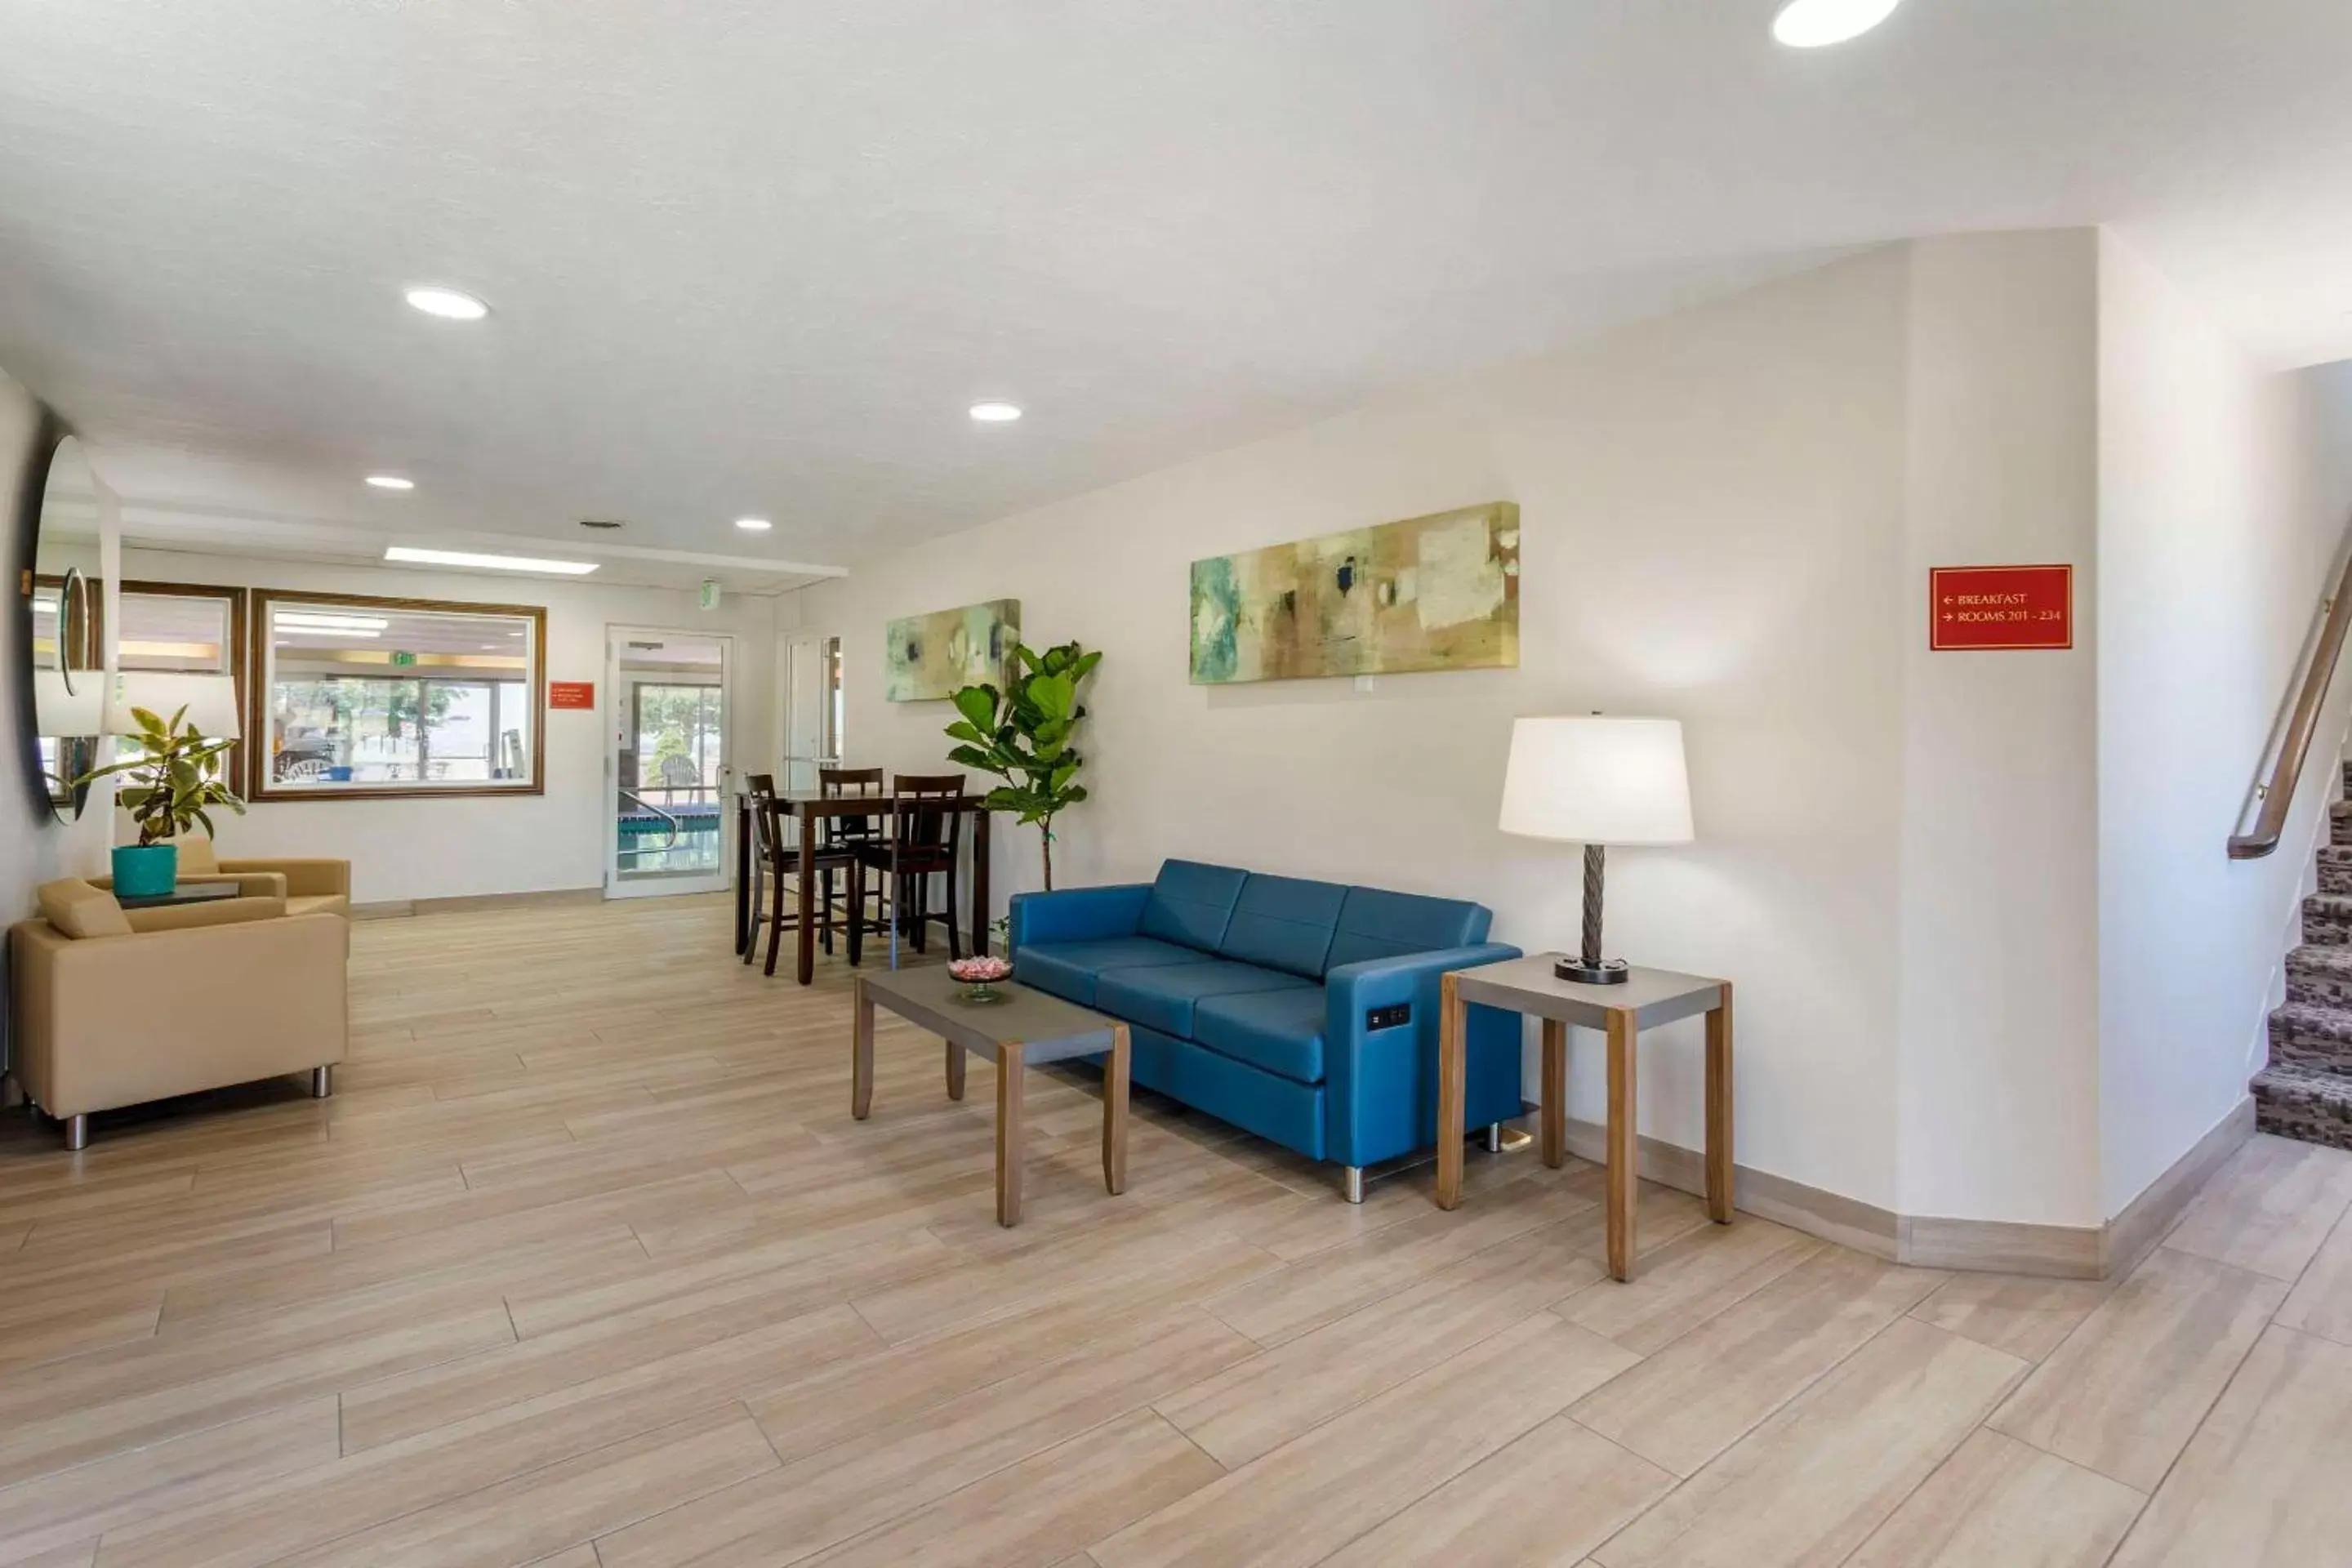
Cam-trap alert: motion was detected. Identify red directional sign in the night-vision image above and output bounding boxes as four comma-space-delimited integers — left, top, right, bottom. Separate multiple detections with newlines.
1930, 565, 2073, 652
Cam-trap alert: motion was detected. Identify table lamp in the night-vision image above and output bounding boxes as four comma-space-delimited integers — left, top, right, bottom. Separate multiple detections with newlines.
103, 671, 243, 742
1499, 715, 1694, 984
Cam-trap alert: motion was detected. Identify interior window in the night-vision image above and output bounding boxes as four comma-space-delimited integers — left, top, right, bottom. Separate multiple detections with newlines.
117, 582, 246, 781
252, 594, 544, 799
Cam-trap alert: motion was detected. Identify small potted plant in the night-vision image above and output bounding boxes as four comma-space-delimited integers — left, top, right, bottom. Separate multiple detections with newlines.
74, 704, 246, 898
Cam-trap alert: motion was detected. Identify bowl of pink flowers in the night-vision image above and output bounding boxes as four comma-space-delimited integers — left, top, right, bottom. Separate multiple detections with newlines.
947, 955, 1013, 1004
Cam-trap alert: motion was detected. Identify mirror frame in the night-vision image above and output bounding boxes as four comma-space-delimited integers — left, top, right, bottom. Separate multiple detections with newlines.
14, 408, 101, 825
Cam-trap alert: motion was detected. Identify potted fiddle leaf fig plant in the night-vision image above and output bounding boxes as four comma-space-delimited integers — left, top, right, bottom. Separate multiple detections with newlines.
74, 705, 246, 897
946, 639, 1101, 890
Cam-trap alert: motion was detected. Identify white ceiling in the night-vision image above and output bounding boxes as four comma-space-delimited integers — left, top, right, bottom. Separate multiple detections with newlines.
2, 1, 2350, 571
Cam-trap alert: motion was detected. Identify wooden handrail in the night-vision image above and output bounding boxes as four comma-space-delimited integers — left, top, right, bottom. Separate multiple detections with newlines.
2230, 553, 2352, 859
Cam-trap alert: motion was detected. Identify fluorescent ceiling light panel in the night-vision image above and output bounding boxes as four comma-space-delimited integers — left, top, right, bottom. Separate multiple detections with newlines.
1772, 0, 1903, 47
364, 474, 415, 490
969, 402, 1022, 422
734, 517, 773, 531
276, 612, 390, 631
384, 546, 598, 575
403, 286, 490, 320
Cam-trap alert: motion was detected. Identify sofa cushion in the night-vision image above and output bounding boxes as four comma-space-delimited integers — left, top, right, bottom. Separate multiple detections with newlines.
37, 880, 131, 940
1194, 987, 1327, 1085
1218, 873, 1347, 979
1094, 960, 1314, 1040
1015, 936, 1202, 1007
1324, 885, 1493, 973
1136, 860, 1249, 953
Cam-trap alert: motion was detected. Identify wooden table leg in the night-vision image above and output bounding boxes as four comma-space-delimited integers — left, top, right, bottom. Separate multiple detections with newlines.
851, 978, 874, 1120
1435, 973, 1468, 1209
1102, 1024, 1129, 1196
972, 808, 991, 958
946, 1040, 965, 1102
733, 799, 751, 955
996, 1040, 1026, 1226
795, 804, 817, 985
1606, 1008, 1638, 1281
1706, 983, 1735, 1224
1540, 1018, 1567, 1169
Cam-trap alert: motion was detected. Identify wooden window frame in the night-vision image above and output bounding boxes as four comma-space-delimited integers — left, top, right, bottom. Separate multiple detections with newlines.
247, 589, 548, 803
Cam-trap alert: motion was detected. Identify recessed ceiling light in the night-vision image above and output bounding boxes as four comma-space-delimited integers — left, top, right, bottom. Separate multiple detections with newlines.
364, 474, 415, 491
734, 517, 773, 532
403, 286, 490, 321
969, 402, 1023, 423
384, 546, 598, 575
1772, 0, 1902, 47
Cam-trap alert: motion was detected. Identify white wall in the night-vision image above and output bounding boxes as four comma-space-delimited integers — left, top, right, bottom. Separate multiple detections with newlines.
121, 549, 795, 903
795, 243, 1945, 1213
2096, 234, 2352, 1216
1895, 232, 2103, 1227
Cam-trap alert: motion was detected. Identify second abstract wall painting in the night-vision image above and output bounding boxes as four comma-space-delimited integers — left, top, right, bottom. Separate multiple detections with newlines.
884, 599, 1020, 702
1189, 502, 1520, 684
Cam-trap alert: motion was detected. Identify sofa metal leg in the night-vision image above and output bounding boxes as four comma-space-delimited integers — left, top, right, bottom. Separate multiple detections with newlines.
310, 1066, 335, 1099
1341, 1165, 1365, 1205
63, 1114, 89, 1152
1482, 1122, 1505, 1154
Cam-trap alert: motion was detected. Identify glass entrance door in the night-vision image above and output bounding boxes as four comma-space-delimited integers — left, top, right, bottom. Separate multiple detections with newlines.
605, 630, 733, 898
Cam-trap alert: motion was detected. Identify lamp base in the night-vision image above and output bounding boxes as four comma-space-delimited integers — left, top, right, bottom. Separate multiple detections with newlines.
1555, 956, 1630, 986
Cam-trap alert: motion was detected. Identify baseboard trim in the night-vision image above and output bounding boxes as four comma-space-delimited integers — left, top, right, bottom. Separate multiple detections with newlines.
352, 887, 604, 920
1557, 1115, 1901, 1262
2100, 1095, 2255, 1280
1561, 1094, 2256, 1282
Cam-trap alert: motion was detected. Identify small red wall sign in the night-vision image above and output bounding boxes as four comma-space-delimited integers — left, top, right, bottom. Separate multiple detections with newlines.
549, 680, 596, 710
1930, 564, 2073, 652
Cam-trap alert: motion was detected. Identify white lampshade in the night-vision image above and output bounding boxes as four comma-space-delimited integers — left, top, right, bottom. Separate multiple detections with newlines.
32, 670, 104, 737
104, 671, 243, 742
1499, 716, 1695, 846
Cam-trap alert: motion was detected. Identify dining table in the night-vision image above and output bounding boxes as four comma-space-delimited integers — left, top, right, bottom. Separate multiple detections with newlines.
733, 788, 993, 985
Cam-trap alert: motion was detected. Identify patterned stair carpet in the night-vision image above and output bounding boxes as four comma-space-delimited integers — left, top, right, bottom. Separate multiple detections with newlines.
2255, 786, 2352, 1150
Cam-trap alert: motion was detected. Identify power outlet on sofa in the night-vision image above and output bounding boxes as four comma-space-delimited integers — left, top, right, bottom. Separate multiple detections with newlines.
1365, 1003, 1411, 1031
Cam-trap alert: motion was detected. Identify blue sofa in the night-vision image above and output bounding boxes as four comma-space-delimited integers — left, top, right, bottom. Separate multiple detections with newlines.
1008, 859, 1524, 1200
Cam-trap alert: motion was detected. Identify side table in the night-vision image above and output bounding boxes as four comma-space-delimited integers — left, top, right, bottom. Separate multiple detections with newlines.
1437, 957, 1732, 1281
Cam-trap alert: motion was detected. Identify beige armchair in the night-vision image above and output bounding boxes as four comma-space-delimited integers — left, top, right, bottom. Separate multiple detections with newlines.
176, 837, 352, 919
9, 878, 349, 1150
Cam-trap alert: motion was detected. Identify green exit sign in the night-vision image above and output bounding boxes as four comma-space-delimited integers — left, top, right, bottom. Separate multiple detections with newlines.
390, 650, 417, 667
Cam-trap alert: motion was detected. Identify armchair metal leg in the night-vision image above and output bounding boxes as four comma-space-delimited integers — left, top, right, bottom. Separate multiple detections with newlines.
1341, 1165, 1365, 1205
310, 1066, 335, 1099
63, 1114, 89, 1152
1483, 1122, 1505, 1153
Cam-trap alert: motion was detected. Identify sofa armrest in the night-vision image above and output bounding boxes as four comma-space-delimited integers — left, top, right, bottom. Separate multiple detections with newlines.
127, 894, 289, 933
96, 871, 286, 902
1323, 943, 1523, 1169
1007, 884, 1151, 950
221, 858, 350, 899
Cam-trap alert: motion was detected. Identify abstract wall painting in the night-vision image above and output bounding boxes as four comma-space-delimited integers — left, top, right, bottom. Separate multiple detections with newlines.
884, 599, 1020, 702
1189, 502, 1520, 684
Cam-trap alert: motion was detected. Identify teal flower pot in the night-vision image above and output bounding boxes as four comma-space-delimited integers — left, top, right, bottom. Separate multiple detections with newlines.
111, 843, 178, 898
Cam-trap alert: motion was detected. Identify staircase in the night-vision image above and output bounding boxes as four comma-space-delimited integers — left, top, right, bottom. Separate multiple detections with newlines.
2256, 771, 2352, 1151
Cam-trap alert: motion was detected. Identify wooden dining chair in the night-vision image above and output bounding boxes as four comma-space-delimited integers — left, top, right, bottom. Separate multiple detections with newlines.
816, 766, 887, 958
741, 773, 784, 969
848, 773, 966, 966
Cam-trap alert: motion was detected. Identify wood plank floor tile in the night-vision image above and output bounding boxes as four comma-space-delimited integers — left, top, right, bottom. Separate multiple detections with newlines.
1316, 1414, 1673, 1568
599, 1307, 1257, 1568
0, 1294, 162, 1376
1555, 1211, 1824, 1356
1567, 1245, 1945, 1477
0, 1399, 338, 1567
1907, 1271, 2114, 1364
796, 1409, 1222, 1568
2163, 1135, 2352, 1282
1091, 1313, 1636, 1568
268, 1403, 780, 1568
1590, 1319, 2025, 1567
1158, 1213, 1610, 1467
1845, 1428, 2145, 1568
2109, 1325, 2352, 1566
1988, 1245, 2287, 1491
2275, 1205, 2352, 1348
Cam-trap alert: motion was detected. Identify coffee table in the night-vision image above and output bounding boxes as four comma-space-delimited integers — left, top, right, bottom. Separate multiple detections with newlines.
852, 968, 1129, 1227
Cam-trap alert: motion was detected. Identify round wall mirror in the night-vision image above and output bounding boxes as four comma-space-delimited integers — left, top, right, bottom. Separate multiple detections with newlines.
24, 431, 104, 822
